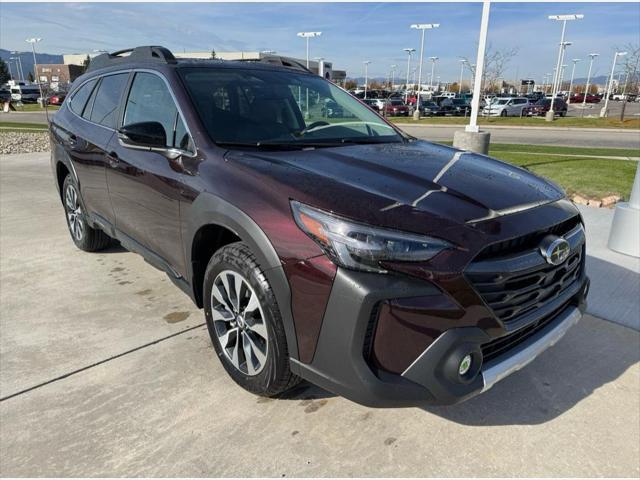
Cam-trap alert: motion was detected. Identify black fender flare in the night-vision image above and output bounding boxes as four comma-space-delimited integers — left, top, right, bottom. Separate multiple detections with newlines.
185, 192, 299, 360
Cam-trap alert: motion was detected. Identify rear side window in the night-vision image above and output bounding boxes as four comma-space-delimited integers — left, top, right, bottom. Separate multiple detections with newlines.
69, 79, 97, 115
89, 73, 128, 128
123, 72, 191, 150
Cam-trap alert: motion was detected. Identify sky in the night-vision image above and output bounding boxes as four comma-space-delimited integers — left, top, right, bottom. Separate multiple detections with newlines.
1, 2, 639, 83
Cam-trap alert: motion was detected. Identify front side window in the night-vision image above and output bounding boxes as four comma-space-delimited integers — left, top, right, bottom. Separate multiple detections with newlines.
178, 67, 402, 148
69, 79, 97, 116
89, 74, 128, 128
123, 72, 190, 150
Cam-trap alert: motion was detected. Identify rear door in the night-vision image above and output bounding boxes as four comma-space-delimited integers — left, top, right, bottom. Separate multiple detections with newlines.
106, 70, 195, 276
64, 73, 129, 227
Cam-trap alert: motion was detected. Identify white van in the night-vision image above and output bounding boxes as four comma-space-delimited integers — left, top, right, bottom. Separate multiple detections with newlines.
10, 85, 41, 103
482, 97, 530, 117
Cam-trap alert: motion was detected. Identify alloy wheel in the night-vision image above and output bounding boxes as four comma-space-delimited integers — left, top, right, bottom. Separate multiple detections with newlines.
65, 183, 84, 241
210, 270, 269, 376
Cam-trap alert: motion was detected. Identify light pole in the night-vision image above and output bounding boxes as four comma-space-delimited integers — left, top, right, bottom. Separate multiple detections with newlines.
458, 59, 466, 94
390, 64, 397, 90
25, 38, 45, 107
6, 59, 14, 81
296, 31, 321, 68
558, 41, 572, 90
558, 63, 568, 93
297, 32, 321, 117
9, 57, 20, 81
600, 51, 628, 117
428, 56, 438, 90
582, 53, 599, 108
403, 48, 415, 102
567, 58, 580, 103
363, 60, 371, 99
410, 23, 439, 115
10, 54, 24, 81
547, 14, 583, 120
469, 64, 475, 93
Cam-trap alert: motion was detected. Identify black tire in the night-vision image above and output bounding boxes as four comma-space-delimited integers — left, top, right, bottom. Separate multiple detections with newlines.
62, 174, 112, 252
500, 109, 508, 117
203, 242, 300, 397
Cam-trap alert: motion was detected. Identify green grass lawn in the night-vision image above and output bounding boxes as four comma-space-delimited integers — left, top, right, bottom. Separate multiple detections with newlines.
389, 115, 640, 130
0, 121, 49, 131
489, 152, 636, 200
11, 104, 60, 113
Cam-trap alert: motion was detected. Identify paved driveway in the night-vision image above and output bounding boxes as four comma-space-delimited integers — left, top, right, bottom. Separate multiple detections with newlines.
1, 153, 638, 476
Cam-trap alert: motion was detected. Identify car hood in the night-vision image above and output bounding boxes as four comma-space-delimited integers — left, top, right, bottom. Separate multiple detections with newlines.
226, 140, 564, 229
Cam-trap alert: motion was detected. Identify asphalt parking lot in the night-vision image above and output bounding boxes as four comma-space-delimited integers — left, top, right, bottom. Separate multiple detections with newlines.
1, 152, 639, 476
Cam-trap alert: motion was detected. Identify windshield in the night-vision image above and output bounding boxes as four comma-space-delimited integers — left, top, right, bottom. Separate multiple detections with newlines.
179, 67, 403, 148
495, 99, 509, 105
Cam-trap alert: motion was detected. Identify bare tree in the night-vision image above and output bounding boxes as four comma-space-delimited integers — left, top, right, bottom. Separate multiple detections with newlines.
618, 43, 639, 120
463, 43, 520, 93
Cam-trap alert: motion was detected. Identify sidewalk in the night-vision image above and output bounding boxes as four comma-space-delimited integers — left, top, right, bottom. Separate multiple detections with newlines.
579, 204, 640, 330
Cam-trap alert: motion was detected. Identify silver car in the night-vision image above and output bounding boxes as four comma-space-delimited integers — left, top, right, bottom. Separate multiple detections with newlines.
482, 97, 530, 117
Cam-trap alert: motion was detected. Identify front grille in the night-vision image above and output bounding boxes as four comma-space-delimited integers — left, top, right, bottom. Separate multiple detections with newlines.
481, 303, 569, 363
466, 217, 585, 327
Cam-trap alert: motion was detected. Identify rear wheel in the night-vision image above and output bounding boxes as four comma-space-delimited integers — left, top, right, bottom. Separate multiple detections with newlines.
203, 242, 300, 397
62, 175, 112, 252
500, 109, 508, 117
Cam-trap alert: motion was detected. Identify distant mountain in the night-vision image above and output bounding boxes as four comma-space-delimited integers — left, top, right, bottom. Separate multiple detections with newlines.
0, 49, 64, 80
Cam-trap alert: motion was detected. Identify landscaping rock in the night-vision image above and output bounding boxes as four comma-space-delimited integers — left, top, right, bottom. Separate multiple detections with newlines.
573, 195, 589, 206
601, 195, 622, 207
0, 132, 50, 155
588, 199, 603, 208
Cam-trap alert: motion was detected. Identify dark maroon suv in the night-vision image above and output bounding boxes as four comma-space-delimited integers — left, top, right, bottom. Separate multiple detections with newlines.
50, 46, 589, 407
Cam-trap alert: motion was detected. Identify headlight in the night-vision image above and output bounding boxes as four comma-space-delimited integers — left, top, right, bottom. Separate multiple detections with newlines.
291, 201, 452, 273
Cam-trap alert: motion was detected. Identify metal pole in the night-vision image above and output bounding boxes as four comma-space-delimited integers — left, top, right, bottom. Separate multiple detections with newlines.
459, 60, 465, 94
27, 40, 45, 107
601, 52, 624, 117
364, 61, 370, 99
417, 28, 425, 106
568, 59, 579, 103
583, 54, 597, 108
549, 19, 567, 115
429, 58, 436, 89
466, 0, 490, 133
404, 50, 412, 103
7, 60, 14, 80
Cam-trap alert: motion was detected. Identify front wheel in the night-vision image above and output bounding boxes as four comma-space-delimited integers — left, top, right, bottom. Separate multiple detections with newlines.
500, 109, 508, 117
62, 175, 112, 252
203, 242, 300, 397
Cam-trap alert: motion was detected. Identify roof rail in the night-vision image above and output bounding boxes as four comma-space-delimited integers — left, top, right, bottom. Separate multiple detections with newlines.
238, 55, 313, 74
87, 46, 176, 72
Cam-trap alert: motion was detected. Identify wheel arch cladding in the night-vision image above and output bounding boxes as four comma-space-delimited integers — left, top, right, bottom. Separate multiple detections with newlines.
56, 161, 71, 200
186, 192, 299, 360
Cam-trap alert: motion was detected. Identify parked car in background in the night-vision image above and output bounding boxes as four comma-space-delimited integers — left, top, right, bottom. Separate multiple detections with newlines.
482, 97, 529, 117
381, 99, 410, 116
523, 98, 568, 117
0, 88, 11, 103
10, 84, 41, 103
363, 98, 385, 112
419, 101, 441, 116
47, 93, 67, 106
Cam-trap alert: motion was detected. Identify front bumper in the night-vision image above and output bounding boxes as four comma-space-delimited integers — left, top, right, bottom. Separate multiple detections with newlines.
291, 268, 589, 408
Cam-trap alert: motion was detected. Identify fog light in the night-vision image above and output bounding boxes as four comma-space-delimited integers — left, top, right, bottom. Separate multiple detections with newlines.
458, 354, 472, 376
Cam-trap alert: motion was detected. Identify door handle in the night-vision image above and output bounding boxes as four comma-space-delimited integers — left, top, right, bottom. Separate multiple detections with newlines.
106, 152, 119, 167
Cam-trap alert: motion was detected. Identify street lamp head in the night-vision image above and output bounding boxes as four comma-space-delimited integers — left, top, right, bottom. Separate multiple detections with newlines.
616, 51, 628, 57
25, 38, 42, 44
403, 48, 416, 54
560, 41, 573, 47
572, 58, 581, 63
548, 14, 584, 21
297, 32, 321, 38
589, 53, 599, 59
410, 23, 440, 30
363, 60, 371, 65
429, 56, 439, 62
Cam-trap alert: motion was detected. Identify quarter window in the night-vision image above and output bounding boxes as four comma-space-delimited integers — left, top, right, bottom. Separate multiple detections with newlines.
89, 73, 128, 128
69, 79, 97, 116
123, 72, 190, 150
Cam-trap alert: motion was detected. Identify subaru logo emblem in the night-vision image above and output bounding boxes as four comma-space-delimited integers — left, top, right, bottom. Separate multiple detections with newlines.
540, 235, 571, 266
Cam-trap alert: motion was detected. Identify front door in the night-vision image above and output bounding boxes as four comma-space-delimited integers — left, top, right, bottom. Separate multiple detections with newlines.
106, 71, 195, 276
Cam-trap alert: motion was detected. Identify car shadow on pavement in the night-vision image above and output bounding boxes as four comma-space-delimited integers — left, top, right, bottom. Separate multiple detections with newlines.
423, 314, 639, 425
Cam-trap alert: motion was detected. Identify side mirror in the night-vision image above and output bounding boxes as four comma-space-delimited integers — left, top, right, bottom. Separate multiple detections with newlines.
118, 122, 166, 149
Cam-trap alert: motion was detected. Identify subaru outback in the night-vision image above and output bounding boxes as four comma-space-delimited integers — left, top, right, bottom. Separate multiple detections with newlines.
49, 46, 589, 407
